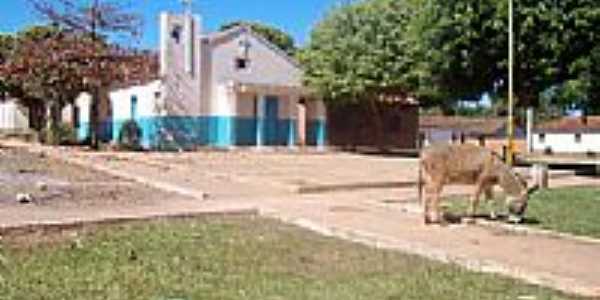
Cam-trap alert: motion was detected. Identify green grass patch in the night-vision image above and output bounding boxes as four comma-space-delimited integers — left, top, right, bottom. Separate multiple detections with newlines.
0, 215, 581, 300
445, 187, 600, 239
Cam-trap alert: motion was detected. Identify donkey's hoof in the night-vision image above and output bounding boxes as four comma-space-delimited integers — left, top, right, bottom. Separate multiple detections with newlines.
489, 211, 499, 220
425, 216, 443, 226
462, 217, 476, 224
424, 216, 433, 225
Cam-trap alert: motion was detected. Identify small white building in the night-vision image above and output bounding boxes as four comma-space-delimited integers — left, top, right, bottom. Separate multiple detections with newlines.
532, 116, 600, 154
0, 96, 29, 132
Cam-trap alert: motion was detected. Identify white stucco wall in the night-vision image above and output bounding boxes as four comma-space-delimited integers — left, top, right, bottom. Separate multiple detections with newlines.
236, 92, 256, 118
0, 99, 29, 130
532, 132, 600, 153
75, 93, 92, 124
211, 83, 236, 117
160, 13, 203, 116
110, 80, 163, 120
234, 92, 302, 120
210, 29, 302, 96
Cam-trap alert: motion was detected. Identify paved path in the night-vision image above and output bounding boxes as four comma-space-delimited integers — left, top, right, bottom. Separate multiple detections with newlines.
1, 140, 600, 297
0, 198, 256, 230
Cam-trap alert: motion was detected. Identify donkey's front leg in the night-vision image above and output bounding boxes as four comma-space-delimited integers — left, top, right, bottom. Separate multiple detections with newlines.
465, 183, 484, 224
483, 185, 501, 220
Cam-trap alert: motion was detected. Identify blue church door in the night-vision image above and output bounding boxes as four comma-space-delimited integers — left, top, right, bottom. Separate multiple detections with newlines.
263, 96, 279, 145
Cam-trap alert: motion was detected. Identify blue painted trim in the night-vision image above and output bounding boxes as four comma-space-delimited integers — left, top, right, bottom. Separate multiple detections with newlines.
287, 119, 297, 147
97, 115, 319, 150
212, 117, 233, 148
264, 97, 279, 145
77, 123, 89, 141
77, 121, 113, 143
307, 119, 327, 147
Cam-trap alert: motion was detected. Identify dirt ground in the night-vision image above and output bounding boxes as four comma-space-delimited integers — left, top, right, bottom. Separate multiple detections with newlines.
0, 146, 191, 209
1, 141, 600, 297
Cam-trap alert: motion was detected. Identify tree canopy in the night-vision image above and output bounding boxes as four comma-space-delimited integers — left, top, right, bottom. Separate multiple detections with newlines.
0, 34, 15, 96
0, 25, 156, 104
301, 0, 600, 113
300, 0, 425, 104
421, 0, 600, 108
220, 21, 296, 55
0, 24, 157, 136
24, 0, 145, 147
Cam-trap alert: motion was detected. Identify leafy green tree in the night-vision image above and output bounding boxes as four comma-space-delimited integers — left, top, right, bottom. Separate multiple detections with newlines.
418, 0, 600, 109
301, 0, 428, 102
220, 21, 296, 55
300, 0, 430, 145
303, 0, 600, 117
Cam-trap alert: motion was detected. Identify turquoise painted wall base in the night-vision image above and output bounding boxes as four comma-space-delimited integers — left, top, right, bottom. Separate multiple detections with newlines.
78, 116, 324, 150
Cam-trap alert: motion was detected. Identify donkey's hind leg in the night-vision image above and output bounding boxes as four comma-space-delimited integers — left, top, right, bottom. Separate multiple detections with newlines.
426, 182, 445, 224
423, 182, 444, 224
465, 180, 486, 224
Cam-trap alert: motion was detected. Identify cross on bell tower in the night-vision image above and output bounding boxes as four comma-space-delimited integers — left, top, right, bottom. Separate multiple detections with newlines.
182, 0, 193, 15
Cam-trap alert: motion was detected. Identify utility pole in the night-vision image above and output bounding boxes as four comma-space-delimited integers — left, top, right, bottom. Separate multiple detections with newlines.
88, 0, 100, 149
507, 0, 515, 166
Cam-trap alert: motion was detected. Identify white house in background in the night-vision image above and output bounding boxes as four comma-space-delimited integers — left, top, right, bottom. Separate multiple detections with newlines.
0, 95, 29, 132
532, 116, 600, 154
74, 11, 326, 150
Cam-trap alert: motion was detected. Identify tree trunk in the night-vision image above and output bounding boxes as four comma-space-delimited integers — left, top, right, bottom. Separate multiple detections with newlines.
71, 102, 78, 126
45, 101, 62, 145
89, 88, 100, 149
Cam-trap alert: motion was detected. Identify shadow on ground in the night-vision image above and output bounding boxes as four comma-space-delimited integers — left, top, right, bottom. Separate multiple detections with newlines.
442, 212, 541, 225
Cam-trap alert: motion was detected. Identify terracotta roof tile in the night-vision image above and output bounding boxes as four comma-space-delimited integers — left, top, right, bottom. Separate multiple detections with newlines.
534, 116, 600, 133
419, 116, 511, 137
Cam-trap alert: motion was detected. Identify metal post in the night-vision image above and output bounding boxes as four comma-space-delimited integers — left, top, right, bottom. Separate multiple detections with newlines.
526, 107, 534, 153
531, 163, 549, 189
507, 0, 515, 166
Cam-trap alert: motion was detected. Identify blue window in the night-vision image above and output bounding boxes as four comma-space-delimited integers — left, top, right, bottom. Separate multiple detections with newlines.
131, 95, 138, 119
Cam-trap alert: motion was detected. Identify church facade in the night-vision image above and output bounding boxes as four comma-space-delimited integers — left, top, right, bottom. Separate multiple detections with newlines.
76, 12, 326, 150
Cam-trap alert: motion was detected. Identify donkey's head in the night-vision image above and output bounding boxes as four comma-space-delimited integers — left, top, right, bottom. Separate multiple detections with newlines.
503, 172, 539, 217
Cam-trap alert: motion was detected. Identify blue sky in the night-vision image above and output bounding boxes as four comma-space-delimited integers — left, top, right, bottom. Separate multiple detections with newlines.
0, 0, 339, 48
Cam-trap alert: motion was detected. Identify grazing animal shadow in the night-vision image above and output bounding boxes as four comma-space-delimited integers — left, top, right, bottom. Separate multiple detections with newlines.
442, 212, 540, 225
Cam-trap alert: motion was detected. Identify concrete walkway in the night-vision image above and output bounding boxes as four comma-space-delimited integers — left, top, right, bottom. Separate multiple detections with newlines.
1, 140, 600, 297
253, 192, 600, 298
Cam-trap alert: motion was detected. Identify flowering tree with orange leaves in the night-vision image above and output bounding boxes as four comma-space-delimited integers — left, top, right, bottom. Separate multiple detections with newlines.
0, 1, 157, 146
0, 25, 157, 140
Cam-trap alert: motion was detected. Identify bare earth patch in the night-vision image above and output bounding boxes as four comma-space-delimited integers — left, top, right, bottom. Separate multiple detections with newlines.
0, 148, 185, 208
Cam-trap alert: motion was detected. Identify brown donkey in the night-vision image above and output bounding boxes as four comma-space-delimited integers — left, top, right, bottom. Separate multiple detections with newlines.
418, 144, 538, 224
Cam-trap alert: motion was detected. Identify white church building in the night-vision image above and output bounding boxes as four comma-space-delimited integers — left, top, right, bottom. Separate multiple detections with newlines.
75, 11, 326, 150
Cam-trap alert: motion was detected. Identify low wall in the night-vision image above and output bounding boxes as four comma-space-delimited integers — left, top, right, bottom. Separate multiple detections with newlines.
326, 103, 418, 149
